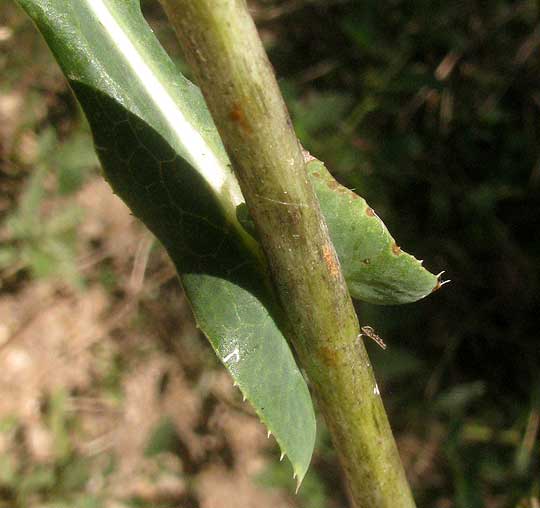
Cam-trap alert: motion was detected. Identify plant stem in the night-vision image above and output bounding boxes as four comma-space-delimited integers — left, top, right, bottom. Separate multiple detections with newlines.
158, 1, 416, 506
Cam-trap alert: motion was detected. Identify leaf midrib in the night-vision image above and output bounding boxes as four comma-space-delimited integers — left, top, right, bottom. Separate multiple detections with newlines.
85, 0, 244, 217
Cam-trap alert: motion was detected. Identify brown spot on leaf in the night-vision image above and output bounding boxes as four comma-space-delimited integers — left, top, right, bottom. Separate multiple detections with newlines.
326, 179, 340, 190
392, 243, 401, 255
312, 172, 321, 178
362, 258, 370, 265
366, 207, 375, 216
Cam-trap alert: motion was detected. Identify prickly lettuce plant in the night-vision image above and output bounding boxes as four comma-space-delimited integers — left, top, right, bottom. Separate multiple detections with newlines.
17, 0, 443, 489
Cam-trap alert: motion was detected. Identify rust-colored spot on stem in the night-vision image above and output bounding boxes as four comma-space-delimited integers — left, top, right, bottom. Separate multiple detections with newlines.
322, 242, 340, 279
229, 102, 252, 134
319, 345, 339, 368
392, 243, 401, 255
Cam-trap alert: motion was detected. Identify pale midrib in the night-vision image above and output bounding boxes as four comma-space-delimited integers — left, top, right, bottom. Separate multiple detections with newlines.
86, 0, 244, 214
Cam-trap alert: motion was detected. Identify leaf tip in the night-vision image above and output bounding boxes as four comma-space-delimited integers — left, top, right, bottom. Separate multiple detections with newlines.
432, 271, 451, 293
294, 473, 302, 494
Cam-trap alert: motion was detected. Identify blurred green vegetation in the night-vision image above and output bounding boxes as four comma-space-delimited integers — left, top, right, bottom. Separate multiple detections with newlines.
0, 391, 109, 508
0, 127, 95, 288
1, 0, 539, 507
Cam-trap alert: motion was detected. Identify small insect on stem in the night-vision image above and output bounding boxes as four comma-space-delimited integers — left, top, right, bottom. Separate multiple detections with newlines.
359, 326, 387, 350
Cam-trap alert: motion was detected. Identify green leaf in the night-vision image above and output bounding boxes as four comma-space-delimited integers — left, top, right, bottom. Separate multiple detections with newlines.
306, 159, 441, 304
18, 0, 315, 483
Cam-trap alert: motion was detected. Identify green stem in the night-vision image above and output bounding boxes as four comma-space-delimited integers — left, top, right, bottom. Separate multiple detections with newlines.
158, 1, 416, 506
